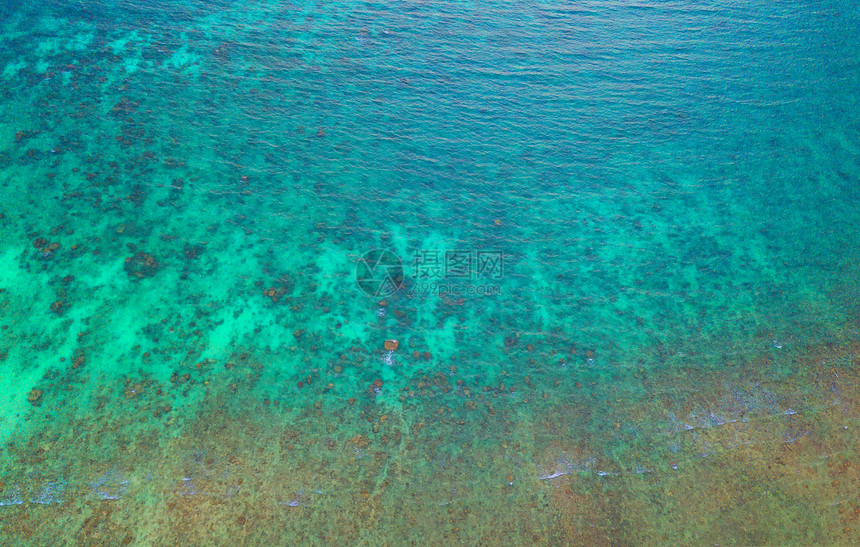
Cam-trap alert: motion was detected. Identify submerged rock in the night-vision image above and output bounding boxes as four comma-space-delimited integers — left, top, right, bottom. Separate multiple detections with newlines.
124, 252, 160, 279
384, 339, 399, 351
27, 388, 43, 405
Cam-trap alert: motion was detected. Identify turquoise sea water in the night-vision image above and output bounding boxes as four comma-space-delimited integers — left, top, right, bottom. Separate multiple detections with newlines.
1, 1, 858, 544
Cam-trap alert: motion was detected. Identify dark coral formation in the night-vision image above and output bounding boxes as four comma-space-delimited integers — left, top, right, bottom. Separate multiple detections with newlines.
124, 252, 160, 279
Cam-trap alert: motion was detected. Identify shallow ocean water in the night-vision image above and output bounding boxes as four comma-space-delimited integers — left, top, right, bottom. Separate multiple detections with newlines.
0, 0, 858, 544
